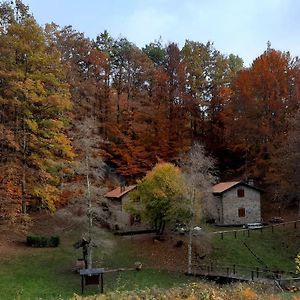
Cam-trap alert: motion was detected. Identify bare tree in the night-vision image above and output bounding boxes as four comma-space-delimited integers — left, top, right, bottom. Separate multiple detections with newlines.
181, 143, 217, 274
73, 117, 106, 269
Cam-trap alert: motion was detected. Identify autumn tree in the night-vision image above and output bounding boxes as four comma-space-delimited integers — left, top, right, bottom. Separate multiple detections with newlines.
127, 163, 189, 234
268, 108, 300, 206
181, 41, 243, 170
225, 47, 300, 183
0, 1, 74, 220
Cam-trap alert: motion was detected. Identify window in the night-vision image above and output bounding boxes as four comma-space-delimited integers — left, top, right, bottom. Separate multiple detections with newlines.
238, 208, 245, 217
237, 188, 245, 198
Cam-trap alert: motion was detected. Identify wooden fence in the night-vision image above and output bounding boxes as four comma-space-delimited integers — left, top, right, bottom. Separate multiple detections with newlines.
192, 261, 296, 281
211, 219, 300, 240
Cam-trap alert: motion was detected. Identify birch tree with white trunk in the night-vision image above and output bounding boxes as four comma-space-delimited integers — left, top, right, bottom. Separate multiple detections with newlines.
181, 143, 217, 274
73, 117, 105, 269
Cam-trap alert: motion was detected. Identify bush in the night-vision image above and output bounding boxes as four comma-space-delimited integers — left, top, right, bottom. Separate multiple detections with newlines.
26, 235, 60, 248
49, 236, 60, 247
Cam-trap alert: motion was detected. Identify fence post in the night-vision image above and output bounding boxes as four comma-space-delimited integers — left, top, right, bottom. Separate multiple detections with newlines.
251, 271, 254, 280
226, 267, 229, 276
233, 264, 236, 275
247, 230, 250, 237
234, 231, 237, 239
294, 222, 297, 230
256, 267, 259, 278
221, 232, 224, 240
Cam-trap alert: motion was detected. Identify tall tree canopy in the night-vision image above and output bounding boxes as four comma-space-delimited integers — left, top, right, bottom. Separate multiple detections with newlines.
0, 1, 74, 220
2, 1, 300, 221
225, 48, 300, 183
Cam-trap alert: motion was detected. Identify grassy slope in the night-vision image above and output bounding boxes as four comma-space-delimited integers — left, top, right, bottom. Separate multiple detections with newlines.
204, 223, 300, 274
0, 221, 299, 299
0, 227, 193, 300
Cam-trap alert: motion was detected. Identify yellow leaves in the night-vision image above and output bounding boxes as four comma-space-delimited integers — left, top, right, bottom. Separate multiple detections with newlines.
53, 133, 75, 159
295, 253, 300, 273
46, 94, 72, 111
49, 119, 64, 130
32, 184, 61, 213
237, 287, 258, 300
25, 119, 38, 132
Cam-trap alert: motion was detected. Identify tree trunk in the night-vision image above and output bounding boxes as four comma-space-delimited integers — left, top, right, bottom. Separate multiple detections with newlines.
21, 120, 27, 214
187, 189, 195, 274
86, 153, 92, 269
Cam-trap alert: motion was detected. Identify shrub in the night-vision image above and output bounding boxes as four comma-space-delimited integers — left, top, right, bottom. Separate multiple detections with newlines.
49, 236, 60, 247
26, 235, 60, 248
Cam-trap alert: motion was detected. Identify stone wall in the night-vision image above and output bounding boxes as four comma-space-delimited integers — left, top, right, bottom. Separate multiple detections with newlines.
221, 186, 261, 225
203, 195, 222, 223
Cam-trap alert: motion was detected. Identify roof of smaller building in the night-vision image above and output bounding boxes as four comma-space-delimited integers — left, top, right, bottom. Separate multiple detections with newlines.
213, 181, 241, 194
105, 185, 136, 199
212, 181, 261, 194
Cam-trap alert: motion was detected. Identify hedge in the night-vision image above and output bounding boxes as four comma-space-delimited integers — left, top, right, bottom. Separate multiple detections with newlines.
26, 235, 60, 247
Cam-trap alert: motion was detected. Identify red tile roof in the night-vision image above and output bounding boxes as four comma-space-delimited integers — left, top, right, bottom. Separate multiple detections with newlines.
212, 181, 241, 194
105, 185, 136, 198
213, 181, 261, 194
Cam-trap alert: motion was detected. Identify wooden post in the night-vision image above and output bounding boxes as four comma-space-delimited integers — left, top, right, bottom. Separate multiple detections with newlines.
233, 264, 236, 274
100, 273, 104, 293
251, 271, 254, 280
81, 275, 84, 294
234, 231, 237, 239
260, 227, 263, 233
256, 267, 259, 278
226, 267, 229, 276
294, 222, 297, 230
221, 232, 224, 240
247, 230, 250, 237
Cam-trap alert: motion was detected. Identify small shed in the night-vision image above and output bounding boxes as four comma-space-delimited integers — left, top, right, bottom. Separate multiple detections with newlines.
104, 185, 136, 229
208, 181, 261, 226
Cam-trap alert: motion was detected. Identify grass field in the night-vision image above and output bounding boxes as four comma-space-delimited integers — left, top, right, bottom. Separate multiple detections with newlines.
0, 226, 194, 300
0, 219, 299, 299
203, 223, 300, 276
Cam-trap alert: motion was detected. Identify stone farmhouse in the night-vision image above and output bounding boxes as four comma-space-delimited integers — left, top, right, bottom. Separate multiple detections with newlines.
207, 181, 262, 225
104, 185, 136, 230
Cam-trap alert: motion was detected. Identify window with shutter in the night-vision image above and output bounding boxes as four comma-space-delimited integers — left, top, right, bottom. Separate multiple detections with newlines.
238, 207, 245, 217
237, 188, 245, 197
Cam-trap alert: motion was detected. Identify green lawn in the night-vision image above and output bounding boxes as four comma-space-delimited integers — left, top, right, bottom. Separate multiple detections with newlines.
0, 227, 194, 300
203, 223, 300, 276
1, 222, 299, 299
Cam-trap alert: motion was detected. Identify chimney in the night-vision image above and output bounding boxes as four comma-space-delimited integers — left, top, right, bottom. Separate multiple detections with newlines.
120, 184, 125, 193
248, 178, 254, 186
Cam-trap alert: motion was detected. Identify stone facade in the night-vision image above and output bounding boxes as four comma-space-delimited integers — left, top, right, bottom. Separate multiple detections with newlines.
209, 182, 261, 225
111, 194, 132, 229
103, 185, 137, 230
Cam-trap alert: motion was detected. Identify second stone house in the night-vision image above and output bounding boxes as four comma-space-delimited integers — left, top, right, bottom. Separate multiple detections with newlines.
207, 181, 262, 225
